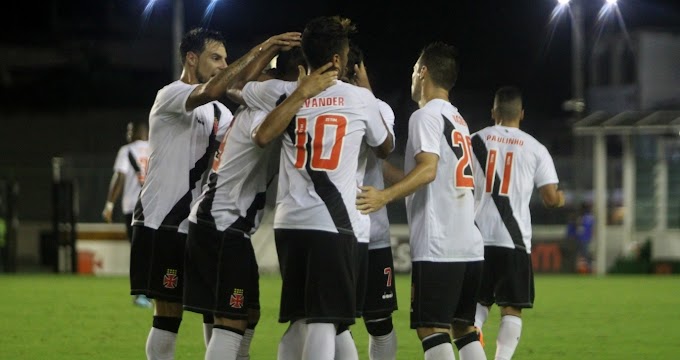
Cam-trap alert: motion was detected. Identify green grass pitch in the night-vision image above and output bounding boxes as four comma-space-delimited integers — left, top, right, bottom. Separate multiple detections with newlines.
1, 274, 679, 359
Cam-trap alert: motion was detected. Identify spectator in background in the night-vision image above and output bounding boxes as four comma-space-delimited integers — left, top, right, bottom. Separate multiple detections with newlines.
102, 120, 151, 308
570, 202, 594, 273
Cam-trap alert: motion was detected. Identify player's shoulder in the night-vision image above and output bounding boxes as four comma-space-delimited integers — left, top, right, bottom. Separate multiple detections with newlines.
157, 80, 195, 97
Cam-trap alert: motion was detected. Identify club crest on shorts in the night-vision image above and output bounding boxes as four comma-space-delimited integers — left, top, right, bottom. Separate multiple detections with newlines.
229, 288, 244, 309
163, 269, 178, 289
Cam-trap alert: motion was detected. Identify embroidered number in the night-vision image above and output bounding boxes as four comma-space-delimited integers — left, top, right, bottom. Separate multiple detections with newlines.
294, 115, 347, 171
485, 150, 514, 196
451, 130, 474, 189
384, 267, 393, 287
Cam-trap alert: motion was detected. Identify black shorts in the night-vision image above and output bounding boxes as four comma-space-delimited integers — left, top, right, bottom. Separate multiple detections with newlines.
275, 229, 357, 326
410, 260, 483, 329
478, 246, 535, 308
124, 213, 133, 242
355, 242, 369, 317
183, 222, 260, 319
130, 225, 187, 302
362, 246, 398, 320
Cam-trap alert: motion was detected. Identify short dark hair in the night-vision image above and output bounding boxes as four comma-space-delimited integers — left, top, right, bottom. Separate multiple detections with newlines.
494, 86, 523, 120
273, 47, 306, 81
301, 16, 356, 70
344, 40, 364, 80
179, 28, 226, 65
418, 41, 459, 90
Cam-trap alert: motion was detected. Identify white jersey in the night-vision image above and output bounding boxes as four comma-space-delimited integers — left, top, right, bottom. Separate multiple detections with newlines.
189, 106, 280, 235
471, 125, 559, 253
405, 99, 483, 262
242, 79, 389, 236
112, 139, 149, 214
365, 100, 396, 250
133, 80, 232, 234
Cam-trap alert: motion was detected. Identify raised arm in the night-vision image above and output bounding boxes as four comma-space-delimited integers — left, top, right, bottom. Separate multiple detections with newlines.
252, 63, 338, 148
187, 32, 301, 111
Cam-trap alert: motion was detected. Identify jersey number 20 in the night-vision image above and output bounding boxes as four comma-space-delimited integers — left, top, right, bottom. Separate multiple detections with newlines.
294, 115, 347, 171
451, 130, 474, 189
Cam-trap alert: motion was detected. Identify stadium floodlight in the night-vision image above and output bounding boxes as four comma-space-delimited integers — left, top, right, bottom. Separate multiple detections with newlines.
558, 0, 570, 5
606, 0, 618, 4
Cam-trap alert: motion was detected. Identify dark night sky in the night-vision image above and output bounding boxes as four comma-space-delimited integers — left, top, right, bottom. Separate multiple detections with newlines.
2, 0, 679, 154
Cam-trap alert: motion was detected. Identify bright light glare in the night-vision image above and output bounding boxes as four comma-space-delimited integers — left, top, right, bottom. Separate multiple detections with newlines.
558, 0, 570, 5
606, 0, 618, 4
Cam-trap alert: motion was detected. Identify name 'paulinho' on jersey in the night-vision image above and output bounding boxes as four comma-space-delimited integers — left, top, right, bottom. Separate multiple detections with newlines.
242, 79, 389, 236
405, 99, 483, 262
189, 105, 280, 235
471, 124, 559, 253
133, 80, 232, 234
113, 139, 149, 215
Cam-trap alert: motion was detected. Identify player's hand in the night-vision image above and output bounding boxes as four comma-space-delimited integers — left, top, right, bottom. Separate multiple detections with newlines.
356, 186, 388, 214
102, 208, 113, 223
353, 61, 372, 91
262, 32, 301, 52
296, 63, 337, 99
556, 190, 566, 208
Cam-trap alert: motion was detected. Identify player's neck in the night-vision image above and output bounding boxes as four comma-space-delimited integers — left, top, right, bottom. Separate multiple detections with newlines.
420, 86, 449, 108
498, 119, 520, 128
179, 68, 199, 85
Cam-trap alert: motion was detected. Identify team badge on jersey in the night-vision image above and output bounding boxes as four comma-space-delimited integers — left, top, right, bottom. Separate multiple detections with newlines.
229, 288, 244, 309
163, 269, 178, 289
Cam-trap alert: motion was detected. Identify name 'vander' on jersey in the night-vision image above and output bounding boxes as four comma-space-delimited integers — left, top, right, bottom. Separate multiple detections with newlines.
486, 134, 525, 146
303, 96, 345, 108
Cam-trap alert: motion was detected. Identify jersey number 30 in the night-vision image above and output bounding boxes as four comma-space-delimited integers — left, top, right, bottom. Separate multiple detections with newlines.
294, 115, 347, 171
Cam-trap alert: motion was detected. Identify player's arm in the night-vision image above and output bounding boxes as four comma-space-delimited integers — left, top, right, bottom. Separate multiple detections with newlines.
538, 183, 565, 208
102, 171, 125, 223
357, 152, 438, 214
187, 32, 301, 111
252, 63, 338, 148
382, 160, 405, 186
372, 131, 394, 160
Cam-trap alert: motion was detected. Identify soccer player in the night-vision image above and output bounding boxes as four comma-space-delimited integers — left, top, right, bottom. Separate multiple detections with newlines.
101, 120, 151, 308
129, 27, 301, 360
356, 42, 487, 360
471, 86, 565, 360
183, 46, 338, 360
337, 42, 399, 360
237, 16, 394, 360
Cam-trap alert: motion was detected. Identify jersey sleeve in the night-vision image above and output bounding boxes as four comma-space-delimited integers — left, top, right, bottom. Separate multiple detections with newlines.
242, 80, 291, 112
214, 102, 234, 140
534, 144, 559, 188
377, 99, 396, 151
158, 81, 200, 116
409, 109, 442, 157
362, 91, 389, 147
113, 145, 129, 174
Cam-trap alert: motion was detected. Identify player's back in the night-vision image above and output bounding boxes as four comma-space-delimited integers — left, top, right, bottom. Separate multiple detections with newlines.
471, 124, 559, 251
405, 99, 483, 262
243, 79, 387, 236
190, 106, 279, 234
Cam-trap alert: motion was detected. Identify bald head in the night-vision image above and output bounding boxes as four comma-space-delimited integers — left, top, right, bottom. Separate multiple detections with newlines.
492, 86, 523, 124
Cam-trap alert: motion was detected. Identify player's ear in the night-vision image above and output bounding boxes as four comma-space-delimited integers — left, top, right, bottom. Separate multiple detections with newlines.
520, 109, 525, 122
186, 51, 198, 67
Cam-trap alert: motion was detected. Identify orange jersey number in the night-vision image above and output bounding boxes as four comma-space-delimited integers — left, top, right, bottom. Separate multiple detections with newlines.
294, 115, 347, 171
